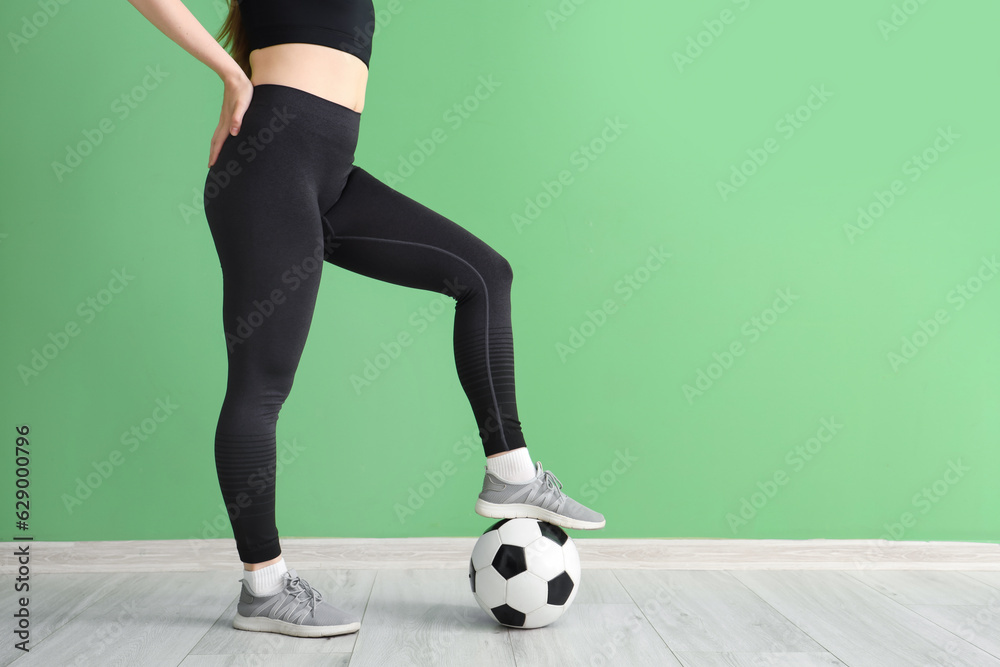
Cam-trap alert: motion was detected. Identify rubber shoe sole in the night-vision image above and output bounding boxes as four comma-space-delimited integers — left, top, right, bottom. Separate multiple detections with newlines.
474, 497, 606, 530
233, 613, 360, 638
233, 569, 361, 638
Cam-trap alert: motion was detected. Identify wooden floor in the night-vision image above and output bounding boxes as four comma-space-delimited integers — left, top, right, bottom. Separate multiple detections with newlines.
2, 538, 999, 666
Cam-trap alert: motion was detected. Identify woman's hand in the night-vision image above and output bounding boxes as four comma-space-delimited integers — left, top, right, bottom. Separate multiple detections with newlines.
124, 0, 250, 167
208, 72, 254, 168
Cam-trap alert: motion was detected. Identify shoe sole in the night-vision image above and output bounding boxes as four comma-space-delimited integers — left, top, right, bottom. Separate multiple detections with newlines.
475, 498, 605, 530
233, 613, 360, 638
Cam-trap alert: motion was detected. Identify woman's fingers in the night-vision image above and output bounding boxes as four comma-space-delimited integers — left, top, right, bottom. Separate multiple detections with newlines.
208, 122, 226, 168
209, 77, 253, 168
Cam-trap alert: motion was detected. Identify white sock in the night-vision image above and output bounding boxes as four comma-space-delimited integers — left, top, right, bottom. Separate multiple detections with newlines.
486, 447, 536, 483
244, 557, 288, 597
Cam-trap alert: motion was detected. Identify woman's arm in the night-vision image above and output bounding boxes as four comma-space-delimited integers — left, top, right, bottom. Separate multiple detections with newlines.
125, 0, 255, 167
125, 0, 243, 83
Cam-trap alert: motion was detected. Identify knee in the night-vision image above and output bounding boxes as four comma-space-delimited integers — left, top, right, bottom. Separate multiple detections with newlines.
229, 362, 296, 409
487, 251, 513, 287
449, 249, 512, 303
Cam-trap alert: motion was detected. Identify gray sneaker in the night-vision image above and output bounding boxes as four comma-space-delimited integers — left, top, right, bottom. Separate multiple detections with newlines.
233, 569, 361, 638
474, 461, 606, 529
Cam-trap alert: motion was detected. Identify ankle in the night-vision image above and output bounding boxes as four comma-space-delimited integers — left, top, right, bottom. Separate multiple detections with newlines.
244, 554, 283, 572
243, 556, 288, 596
486, 447, 535, 483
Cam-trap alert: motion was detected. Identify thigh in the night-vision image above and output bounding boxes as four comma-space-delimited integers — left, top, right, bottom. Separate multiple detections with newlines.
319, 165, 511, 298
206, 176, 327, 384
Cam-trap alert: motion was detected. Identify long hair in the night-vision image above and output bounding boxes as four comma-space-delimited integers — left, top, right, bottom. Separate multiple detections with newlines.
215, 1, 251, 79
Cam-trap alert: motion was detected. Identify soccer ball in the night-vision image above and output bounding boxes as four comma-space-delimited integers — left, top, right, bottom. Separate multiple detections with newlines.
469, 518, 581, 628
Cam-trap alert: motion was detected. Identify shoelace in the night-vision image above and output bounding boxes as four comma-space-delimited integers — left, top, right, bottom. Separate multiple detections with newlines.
286, 574, 323, 615
540, 469, 567, 509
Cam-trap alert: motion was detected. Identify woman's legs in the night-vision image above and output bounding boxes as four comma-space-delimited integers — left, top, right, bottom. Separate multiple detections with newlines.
204, 83, 602, 578
207, 187, 327, 565
318, 166, 604, 529
204, 84, 360, 566
319, 165, 528, 458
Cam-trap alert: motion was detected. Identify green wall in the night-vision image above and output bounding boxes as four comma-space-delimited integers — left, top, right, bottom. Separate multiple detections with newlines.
2, 0, 997, 548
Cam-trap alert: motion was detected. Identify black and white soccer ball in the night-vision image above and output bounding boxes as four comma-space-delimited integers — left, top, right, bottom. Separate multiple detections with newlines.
469, 518, 581, 628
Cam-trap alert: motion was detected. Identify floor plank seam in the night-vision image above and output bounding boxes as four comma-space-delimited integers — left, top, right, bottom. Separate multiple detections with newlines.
733, 570, 850, 666
609, 568, 681, 665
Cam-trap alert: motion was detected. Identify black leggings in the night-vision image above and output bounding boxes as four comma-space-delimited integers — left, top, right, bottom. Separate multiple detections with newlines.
203, 83, 527, 564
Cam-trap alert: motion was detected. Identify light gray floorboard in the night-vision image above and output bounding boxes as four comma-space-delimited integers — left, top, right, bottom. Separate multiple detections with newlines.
843, 570, 1000, 661
614, 570, 828, 652
178, 655, 350, 667
570, 568, 635, 604
509, 602, 682, 666
346, 569, 514, 667
733, 570, 1000, 666
905, 604, 1000, 662
4, 563, 999, 665
966, 571, 1000, 591
0, 572, 131, 666
7, 571, 234, 667
844, 569, 1000, 605
675, 652, 847, 666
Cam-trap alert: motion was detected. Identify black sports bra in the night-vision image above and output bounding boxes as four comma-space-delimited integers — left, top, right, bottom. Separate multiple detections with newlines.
238, 0, 375, 69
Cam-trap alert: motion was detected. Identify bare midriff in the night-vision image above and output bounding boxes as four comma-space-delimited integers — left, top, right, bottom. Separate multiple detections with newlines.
248, 43, 368, 113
